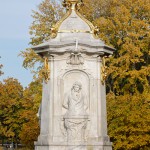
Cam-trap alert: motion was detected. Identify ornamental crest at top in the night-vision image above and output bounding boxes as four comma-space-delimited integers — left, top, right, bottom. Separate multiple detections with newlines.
62, 0, 83, 10
50, 0, 99, 39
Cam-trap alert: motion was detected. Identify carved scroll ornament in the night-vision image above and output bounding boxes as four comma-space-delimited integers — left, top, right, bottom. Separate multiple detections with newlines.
67, 53, 84, 65
62, 0, 83, 10
42, 57, 50, 83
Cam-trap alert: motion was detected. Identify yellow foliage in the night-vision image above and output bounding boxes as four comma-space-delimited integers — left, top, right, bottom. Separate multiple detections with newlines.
19, 0, 150, 149
0, 78, 23, 142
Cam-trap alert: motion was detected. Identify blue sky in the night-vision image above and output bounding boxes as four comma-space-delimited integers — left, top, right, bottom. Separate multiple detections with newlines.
0, 0, 43, 87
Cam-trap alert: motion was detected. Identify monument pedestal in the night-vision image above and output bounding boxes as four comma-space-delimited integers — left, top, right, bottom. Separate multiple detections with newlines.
33, 0, 115, 150
35, 141, 112, 150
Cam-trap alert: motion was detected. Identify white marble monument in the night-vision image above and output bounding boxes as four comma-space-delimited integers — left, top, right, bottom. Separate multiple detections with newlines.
33, 0, 115, 149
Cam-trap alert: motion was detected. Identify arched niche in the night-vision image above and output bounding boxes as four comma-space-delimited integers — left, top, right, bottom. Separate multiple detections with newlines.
59, 69, 91, 115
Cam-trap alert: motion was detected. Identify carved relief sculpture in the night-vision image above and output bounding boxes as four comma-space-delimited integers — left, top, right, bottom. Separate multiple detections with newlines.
63, 82, 88, 142
33, 0, 115, 149
67, 53, 84, 65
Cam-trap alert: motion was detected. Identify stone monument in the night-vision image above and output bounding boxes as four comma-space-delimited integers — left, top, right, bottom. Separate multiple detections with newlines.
33, 0, 115, 149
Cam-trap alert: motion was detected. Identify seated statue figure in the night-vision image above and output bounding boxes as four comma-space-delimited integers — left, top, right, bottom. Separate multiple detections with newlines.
63, 81, 88, 141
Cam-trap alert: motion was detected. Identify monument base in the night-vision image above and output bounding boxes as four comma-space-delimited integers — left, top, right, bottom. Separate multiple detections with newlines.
35, 141, 112, 150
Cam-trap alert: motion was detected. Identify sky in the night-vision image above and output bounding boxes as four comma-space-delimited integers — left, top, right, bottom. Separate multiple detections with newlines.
0, 0, 43, 87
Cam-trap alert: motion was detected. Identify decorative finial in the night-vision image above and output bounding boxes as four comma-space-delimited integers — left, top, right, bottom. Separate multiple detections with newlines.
62, 0, 83, 10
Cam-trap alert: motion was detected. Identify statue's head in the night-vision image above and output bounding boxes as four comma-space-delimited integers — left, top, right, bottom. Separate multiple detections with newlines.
72, 81, 82, 92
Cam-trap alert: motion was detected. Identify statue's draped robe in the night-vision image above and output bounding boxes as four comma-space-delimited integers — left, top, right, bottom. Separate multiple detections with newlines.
63, 89, 88, 141
63, 90, 88, 117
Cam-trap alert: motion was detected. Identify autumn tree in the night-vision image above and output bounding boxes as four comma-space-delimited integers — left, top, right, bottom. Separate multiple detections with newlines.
81, 0, 150, 149
20, 0, 150, 149
19, 80, 42, 147
20, 0, 64, 80
19, 1, 63, 146
107, 92, 150, 150
0, 78, 23, 144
